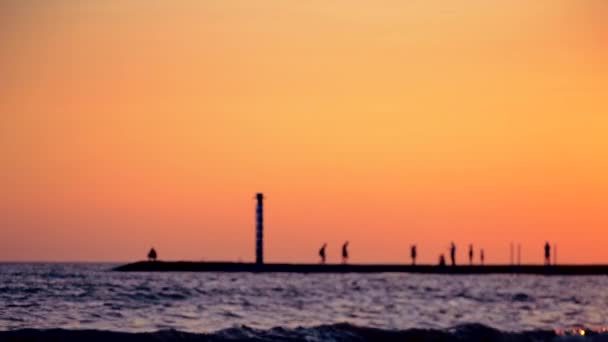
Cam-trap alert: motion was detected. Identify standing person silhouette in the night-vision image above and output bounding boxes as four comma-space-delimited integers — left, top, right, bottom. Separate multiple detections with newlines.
319, 243, 327, 264
342, 241, 349, 264
544, 242, 551, 265
468, 244, 474, 265
450, 242, 456, 266
480, 249, 485, 265
147, 248, 157, 262
410, 245, 417, 266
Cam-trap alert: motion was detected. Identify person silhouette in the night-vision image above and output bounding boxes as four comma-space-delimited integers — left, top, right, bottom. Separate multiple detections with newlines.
544, 242, 551, 265
450, 242, 456, 266
342, 241, 349, 264
439, 254, 446, 267
480, 249, 485, 265
147, 248, 157, 262
468, 244, 474, 265
319, 243, 327, 264
410, 245, 417, 266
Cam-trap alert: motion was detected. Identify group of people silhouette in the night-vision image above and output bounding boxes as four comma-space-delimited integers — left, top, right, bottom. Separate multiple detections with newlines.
318, 241, 349, 264
316, 241, 554, 266
318, 241, 486, 266
147, 241, 554, 266
436, 242, 484, 266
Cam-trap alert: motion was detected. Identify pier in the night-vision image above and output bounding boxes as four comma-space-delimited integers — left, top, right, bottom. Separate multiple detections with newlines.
115, 193, 607, 275
114, 261, 608, 275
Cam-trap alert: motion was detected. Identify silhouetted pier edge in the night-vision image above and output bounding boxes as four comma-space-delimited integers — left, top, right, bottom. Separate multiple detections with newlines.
114, 261, 608, 275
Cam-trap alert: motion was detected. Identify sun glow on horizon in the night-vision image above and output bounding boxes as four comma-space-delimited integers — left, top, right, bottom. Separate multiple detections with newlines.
1, 0, 607, 263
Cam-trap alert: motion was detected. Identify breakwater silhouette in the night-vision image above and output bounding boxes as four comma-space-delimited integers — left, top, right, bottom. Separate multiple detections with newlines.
116, 194, 601, 275
114, 261, 608, 275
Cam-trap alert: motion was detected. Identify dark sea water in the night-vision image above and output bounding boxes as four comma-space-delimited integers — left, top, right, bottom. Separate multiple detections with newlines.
1, 263, 608, 341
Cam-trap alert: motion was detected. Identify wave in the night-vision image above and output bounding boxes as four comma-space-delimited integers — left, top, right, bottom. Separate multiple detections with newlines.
0, 323, 606, 342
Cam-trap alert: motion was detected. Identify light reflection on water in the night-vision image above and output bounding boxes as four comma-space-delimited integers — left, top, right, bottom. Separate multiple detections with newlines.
1, 263, 608, 333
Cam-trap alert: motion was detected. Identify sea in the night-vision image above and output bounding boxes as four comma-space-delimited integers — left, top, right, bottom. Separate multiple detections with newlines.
1, 263, 607, 341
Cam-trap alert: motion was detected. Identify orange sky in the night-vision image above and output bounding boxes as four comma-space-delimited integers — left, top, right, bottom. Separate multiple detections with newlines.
1, 0, 607, 263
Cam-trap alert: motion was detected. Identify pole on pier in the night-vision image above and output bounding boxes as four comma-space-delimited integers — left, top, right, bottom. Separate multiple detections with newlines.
255, 193, 264, 265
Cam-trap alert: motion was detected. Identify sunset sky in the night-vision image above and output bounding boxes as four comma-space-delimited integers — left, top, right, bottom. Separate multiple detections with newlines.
1, 0, 607, 263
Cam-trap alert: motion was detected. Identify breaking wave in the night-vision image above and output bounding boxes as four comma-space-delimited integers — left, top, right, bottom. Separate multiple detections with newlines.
1, 323, 606, 342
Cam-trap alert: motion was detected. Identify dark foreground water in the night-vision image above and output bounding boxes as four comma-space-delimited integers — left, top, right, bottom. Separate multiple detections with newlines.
1, 263, 607, 341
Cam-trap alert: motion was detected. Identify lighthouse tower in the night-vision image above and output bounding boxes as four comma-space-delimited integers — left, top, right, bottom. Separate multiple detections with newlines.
255, 193, 264, 265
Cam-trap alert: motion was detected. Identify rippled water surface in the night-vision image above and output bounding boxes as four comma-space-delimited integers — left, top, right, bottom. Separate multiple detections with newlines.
1, 263, 607, 333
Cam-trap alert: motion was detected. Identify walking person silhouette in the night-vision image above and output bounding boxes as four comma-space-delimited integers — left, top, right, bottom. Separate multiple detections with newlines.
544, 242, 551, 265
450, 242, 456, 266
480, 249, 485, 265
342, 241, 349, 264
319, 243, 327, 264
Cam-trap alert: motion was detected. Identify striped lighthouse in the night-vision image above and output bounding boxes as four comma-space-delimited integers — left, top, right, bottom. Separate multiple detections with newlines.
255, 193, 264, 265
